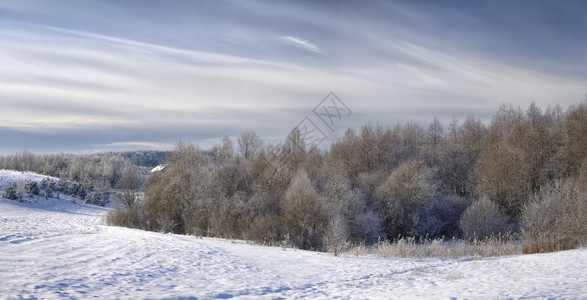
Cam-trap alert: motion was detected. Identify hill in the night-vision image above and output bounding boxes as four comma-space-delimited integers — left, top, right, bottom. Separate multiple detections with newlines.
0, 170, 586, 298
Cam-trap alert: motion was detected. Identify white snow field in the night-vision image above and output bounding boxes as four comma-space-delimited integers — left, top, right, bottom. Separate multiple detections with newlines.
1, 170, 586, 299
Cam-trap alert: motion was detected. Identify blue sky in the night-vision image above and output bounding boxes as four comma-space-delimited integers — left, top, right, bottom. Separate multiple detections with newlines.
1, 0, 586, 154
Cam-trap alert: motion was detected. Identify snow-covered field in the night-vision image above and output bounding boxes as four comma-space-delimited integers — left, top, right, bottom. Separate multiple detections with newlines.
1, 170, 586, 299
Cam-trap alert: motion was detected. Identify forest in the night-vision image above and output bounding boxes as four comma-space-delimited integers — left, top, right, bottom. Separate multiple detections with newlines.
3, 102, 586, 255
0, 151, 169, 205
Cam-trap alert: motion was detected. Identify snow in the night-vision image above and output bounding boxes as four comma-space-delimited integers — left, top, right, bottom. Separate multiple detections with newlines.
1, 170, 586, 299
150, 164, 168, 173
0, 169, 58, 189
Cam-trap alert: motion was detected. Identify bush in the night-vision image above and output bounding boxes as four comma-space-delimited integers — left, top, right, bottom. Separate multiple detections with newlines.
280, 170, 327, 250
368, 234, 520, 259
521, 179, 587, 254
460, 196, 511, 240
324, 215, 349, 256
246, 214, 282, 245
144, 171, 184, 234
25, 180, 40, 196
208, 192, 253, 239
414, 195, 471, 239
2, 183, 18, 200
106, 207, 145, 229
376, 159, 437, 238
85, 191, 110, 206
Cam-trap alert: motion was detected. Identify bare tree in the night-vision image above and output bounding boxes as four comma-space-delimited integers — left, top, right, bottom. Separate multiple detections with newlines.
238, 129, 263, 160
212, 135, 235, 162
114, 164, 142, 209
558, 103, 587, 177
473, 141, 529, 217
423, 116, 444, 167
324, 215, 348, 256
402, 122, 426, 160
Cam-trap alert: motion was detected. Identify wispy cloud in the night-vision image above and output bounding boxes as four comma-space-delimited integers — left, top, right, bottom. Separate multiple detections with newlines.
0, 1, 586, 154
279, 36, 322, 53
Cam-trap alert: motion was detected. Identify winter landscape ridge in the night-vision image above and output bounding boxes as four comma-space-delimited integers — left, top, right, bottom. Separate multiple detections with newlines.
2, 1, 587, 298
0, 170, 585, 299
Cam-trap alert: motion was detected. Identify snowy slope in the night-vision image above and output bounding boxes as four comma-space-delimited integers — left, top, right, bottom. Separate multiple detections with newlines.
1, 170, 586, 299
0, 169, 57, 190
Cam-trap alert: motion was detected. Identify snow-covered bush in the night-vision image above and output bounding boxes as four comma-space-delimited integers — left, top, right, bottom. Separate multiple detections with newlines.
85, 191, 110, 206
208, 192, 253, 239
24, 180, 40, 196
280, 170, 327, 250
106, 206, 145, 229
521, 179, 586, 253
460, 196, 511, 240
376, 159, 437, 238
324, 215, 349, 256
2, 183, 18, 200
246, 214, 282, 245
408, 195, 470, 239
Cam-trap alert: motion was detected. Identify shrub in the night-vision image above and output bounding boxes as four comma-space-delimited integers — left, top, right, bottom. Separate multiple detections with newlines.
144, 171, 184, 233
208, 192, 252, 239
324, 215, 349, 256
353, 210, 384, 243
25, 180, 40, 196
86, 191, 110, 206
460, 196, 511, 240
280, 170, 327, 250
521, 179, 587, 253
246, 214, 282, 245
407, 195, 470, 239
368, 234, 520, 259
376, 159, 437, 238
2, 183, 18, 200
106, 207, 144, 229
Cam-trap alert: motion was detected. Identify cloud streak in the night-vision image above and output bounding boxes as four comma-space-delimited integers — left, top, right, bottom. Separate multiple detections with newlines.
279, 36, 322, 53
0, 1, 585, 154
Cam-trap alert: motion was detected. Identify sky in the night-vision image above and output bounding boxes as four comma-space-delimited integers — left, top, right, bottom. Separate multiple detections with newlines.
1, 0, 586, 154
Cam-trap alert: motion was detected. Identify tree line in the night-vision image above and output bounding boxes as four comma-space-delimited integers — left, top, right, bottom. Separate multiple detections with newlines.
0, 151, 168, 189
1, 176, 110, 206
80, 103, 587, 253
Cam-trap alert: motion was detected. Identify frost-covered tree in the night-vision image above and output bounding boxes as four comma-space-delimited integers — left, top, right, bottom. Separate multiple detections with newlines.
460, 196, 510, 240
402, 122, 426, 161
144, 142, 205, 234
556, 103, 587, 177
103, 100, 587, 254
521, 179, 586, 253
2, 183, 18, 200
211, 135, 235, 162
473, 141, 529, 217
321, 170, 373, 243
114, 164, 142, 209
324, 215, 348, 256
423, 117, 444, 168
25, 180, 40, 196
281, 169, 327, 250
238, 129, 263, 161
377, 159, 437, 237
